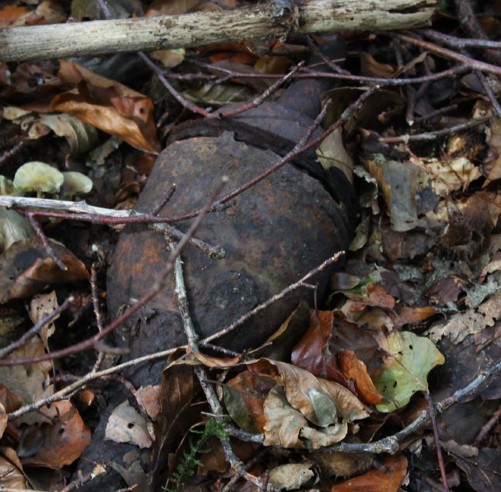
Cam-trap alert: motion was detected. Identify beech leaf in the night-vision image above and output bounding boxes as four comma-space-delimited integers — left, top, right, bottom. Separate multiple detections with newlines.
374, 331, 445, 412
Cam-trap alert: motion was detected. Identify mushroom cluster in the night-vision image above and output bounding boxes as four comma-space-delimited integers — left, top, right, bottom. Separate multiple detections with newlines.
0, 161, 93, 198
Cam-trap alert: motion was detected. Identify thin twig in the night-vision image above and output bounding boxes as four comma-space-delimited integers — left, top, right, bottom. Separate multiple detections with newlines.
418, 28, 501, 50
90, 263, 106, 373
0, 196, 225, 258
395, 32, 501, 77
26, 212, 67, 270
379, 116, 490, 144
424, 392, 449, 492
473, 402, 501, 447
200, 252, 344, 346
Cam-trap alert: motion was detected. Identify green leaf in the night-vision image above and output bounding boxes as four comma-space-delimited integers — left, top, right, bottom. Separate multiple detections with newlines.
374, 331, 445, 413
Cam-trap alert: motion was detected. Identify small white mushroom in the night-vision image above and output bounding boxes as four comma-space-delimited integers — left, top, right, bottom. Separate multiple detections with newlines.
13, 162, 64, 195
61, 171, 93, 198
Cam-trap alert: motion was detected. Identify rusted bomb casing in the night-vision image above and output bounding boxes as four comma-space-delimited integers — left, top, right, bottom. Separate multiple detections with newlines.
107, 78, 355, 384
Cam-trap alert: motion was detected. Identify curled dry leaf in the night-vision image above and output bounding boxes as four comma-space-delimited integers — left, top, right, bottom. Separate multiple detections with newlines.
338, 350, 382, 406
39, 113, 99, 154
249, 358, 369, 429
0, 237, 89, 303
51, 60, 160, 154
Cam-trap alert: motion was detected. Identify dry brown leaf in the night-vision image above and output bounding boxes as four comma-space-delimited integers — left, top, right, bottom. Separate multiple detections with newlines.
291, 310, 345, 385
0, 336, 53, 412
484, 118, 501, 184
28, 291, 58, 350
225, 370, 276, 433
0, 385, 22, 414
0, 447, 28, 490
364, 158, 420, 232
0, 237, 89, 303
427, 290, 501, 344
360, 53, 396, 78
52, 60, 160, 154
22, 400, 91, 468
331, 454, 408, 492
135, 385, 161, 421
338, 350, 382, 405
249, 359, 369, 424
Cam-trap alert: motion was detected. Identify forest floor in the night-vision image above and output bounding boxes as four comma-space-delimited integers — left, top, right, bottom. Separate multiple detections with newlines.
0, 0, 500, 491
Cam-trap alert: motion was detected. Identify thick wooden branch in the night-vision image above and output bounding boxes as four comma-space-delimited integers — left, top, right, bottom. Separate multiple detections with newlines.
0, 0, 436, 62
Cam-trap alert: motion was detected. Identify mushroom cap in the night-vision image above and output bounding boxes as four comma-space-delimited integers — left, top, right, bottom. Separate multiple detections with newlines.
13, 162, 64, 194
61, 171, 93, 196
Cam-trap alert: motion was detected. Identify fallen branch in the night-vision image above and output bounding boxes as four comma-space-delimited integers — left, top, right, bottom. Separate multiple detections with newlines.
0, 0, 436, 62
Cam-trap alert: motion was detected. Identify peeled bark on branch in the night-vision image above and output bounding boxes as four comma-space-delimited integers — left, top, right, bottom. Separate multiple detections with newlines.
0, 0, 436, 62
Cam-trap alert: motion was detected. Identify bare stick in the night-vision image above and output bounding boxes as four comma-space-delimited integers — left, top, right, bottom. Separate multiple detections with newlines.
0, 1, 436, 62
200, 252, 344, 346
0, 196, 225, 258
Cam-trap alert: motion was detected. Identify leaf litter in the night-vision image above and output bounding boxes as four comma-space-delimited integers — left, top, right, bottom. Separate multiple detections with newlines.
0, 0, 500, 491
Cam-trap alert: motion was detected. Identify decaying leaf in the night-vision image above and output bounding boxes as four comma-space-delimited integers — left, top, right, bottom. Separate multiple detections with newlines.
39, 113, 99, 154
269, 462, 315, 490
0, 208, 34, 254
0, 335, 53, 412
331, 454, 408, 492
374, 331, 445, 413
21, 400, 91, 468
0, 237, 89, 303
105, 400, 153, 449
0, 447, 28, 490
28, 291, 58, 350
